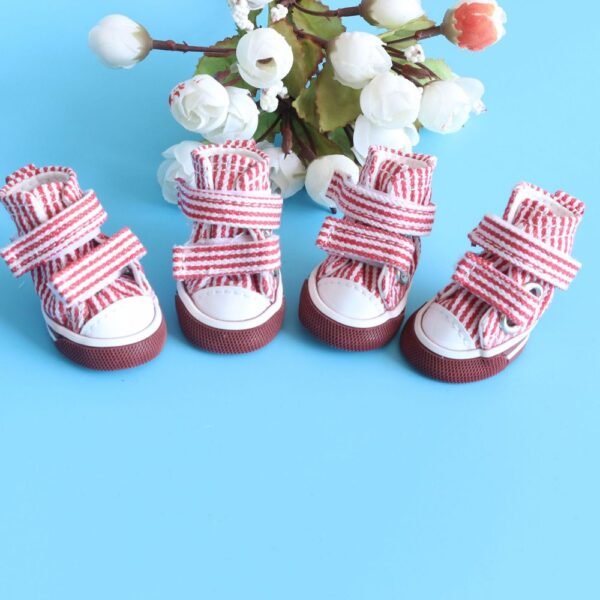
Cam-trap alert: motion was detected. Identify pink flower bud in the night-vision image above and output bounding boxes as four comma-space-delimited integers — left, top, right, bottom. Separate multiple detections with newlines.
442, 0, 507, 52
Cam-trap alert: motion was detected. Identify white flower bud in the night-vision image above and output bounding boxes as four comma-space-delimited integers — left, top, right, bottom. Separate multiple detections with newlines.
237, 28, 294, 89
352, 115, 419, 164
418, 77, 485, 134
360, 0, 425, 29
305, 155, 360, 210
360, 72, 422, 129
204, 87, 259, 144
258, 142, 306, 199
248, 0, 271, 8
404, 44, 425, 63
260, 88, 280, 113
328, 32, 392, 90
270, 5, 289, 21
88, 14, 153, 69
227, 0, 254, 31
157, 141, 200, 204
169, 75, 230, 135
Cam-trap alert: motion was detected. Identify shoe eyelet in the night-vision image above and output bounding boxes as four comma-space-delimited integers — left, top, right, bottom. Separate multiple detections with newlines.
500, 315, 520, 335
525, 281, 544, 298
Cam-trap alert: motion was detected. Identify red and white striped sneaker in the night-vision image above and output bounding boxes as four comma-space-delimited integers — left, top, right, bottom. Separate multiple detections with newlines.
173, 140, 284, 354
0, 165, 166, 370
299, 147, 438, 351
401, 183, 586, 383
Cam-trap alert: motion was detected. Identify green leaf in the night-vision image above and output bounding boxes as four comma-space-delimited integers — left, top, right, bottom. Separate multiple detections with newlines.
380, 16, 436, 49
423, 58, 454, 80
271, 20, 324, 98
328, 127, 355, 161
315, 63, 361, 132
291, 119, 346, 162
292, 81, 319, 129
254, 110, 281, 143
290, 0, 345, 41
195, 35, 255, 92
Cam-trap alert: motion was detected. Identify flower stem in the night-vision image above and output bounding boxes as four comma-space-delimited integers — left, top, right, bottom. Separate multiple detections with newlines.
152, 39, 235, 56
384, 25, 443, 46
292, 0, 361, 18
294, 27, 329, 48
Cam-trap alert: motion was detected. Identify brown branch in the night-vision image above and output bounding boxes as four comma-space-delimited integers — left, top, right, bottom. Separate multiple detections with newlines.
384, 25, 443, 46
292, 0, 361, 18
152, 39, 235, 56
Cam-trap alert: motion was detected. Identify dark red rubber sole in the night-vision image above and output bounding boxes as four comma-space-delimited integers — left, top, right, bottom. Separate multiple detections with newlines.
52, 318, 167, 371
400, 309, 526, 383
175, 294, 284, 354
298, 280, 404, 351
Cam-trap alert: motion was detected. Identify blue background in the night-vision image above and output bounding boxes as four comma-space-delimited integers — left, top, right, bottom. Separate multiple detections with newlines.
0, 1, 598, 598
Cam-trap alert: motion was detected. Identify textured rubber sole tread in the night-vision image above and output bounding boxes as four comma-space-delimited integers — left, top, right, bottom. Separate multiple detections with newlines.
176, 294, 284, 354
298, 280, 404, 352
400, 310, 525, 383
53, 318, 167, 371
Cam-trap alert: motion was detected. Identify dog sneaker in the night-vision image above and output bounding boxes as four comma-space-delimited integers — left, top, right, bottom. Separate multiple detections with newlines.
299, 146, 438, 351
0, 165, 166, 370
173, 140, 285, 354
401, 183, 585, 383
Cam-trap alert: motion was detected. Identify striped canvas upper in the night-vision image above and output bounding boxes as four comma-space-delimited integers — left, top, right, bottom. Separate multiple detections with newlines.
436, 183, 585, 350
174, 140, 283, 302
317, 147, 438, 310
0, 165, 153, 333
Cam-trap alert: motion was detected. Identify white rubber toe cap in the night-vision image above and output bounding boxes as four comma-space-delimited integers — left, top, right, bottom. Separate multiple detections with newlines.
80, 295, 157, 340
419, 302, 477, 352
191, 285, 271, 322
317, 277, 385, 321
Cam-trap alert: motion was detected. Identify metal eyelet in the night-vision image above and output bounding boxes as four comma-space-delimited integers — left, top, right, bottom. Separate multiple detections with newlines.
500, 282, 544, 334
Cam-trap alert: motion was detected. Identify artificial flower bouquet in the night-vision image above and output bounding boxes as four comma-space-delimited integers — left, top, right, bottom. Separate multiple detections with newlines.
89, 0, 507, 208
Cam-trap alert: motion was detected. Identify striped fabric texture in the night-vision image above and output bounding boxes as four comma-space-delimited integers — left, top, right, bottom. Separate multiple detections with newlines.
316, 147, 438, 311
174, 140, 283, 302
436, 183, 586, 350
0, 165, 154, 333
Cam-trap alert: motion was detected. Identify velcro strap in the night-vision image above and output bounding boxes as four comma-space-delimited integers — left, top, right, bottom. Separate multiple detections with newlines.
328, 172, 436, 237
177, 184, 282, 229
173, 236, 281, 280
469, 215, 581, 290
49, 228, 146, 306
317, 217, 415, 273
453, 253, 542, 326
0, 191, 107, 277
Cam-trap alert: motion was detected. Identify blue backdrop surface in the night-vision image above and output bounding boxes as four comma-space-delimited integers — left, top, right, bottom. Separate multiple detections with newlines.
0, 1, 598, 599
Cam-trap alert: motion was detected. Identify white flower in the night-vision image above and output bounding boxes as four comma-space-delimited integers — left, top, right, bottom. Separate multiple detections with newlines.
360, 72, 422, 129
227, 0, 254, 31
259, 81, 287, 113
237, 28, 294, 88
418, 77, 485, 134
270, 5, 289, 21
248, 0, 271, 8
169, 75, 230, 135
88, 15, 153, 69
328, 32, 392, 90
352, 115, 419, 164
258, 142, 306, 199
305, 155, 360, 210
360, 0, 425, 28
404, 44, 425, 63
157, 141, 200, 204
204, 87, 259, 144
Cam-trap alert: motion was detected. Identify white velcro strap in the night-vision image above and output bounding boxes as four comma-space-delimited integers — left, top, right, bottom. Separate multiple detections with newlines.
177, 184, 283, 229
173, 236, 281, 281
469, 215, 581, 290
49, 228, 146, 306
327, 172, 436, 237
0, 191, 107, 277
317, 216, 416, 273
453, 253, 542, 326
